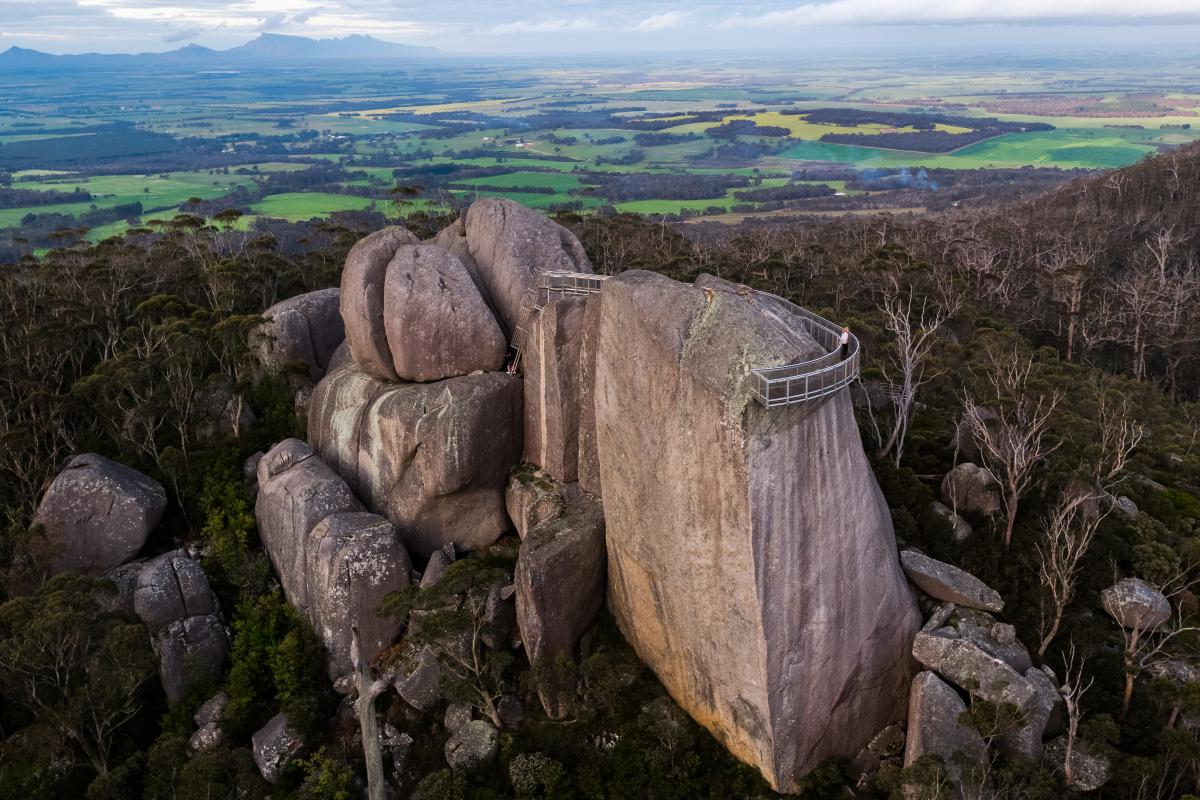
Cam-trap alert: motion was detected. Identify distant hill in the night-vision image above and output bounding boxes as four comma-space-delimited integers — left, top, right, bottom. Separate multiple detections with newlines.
0, 34, 438, 72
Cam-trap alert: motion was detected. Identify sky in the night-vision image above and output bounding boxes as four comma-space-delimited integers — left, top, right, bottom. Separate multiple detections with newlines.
4, 0, 1200, 54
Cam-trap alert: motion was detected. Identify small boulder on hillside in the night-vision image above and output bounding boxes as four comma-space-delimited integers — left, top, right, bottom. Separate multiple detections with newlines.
996, 666, 1059, 761
134, 550, 217, 632
251, 288, 345, 381
952, 406, 1002, 464
445, 719, 499, 772
931, 501, 973, 542
941, 462, 1002, 516
252, 712, 305, 784
420, 544, 456, 590
154, 613, 230, 705
35, 453, 167, 576
904, 671, 987, 783
1102, 577, 1171, 630
900, 550, 1004, 613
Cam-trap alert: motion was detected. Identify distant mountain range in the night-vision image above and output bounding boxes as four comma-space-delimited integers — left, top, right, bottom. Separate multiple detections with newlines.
0, 34, 438, 71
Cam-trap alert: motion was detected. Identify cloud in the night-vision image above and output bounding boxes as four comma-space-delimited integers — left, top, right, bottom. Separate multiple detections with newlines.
484, 17, 596, 35
162, 26, 203, 41
720, 0, 1200, 27
634, 10, 689, 32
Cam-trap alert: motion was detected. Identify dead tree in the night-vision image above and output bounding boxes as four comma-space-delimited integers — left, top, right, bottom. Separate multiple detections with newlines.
1035, 491, 1107, 659
1059, 642, 1095, 788
351, 626, 388, 800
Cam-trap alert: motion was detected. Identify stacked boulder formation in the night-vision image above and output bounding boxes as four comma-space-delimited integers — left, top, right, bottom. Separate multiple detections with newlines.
251, 198, 922, 792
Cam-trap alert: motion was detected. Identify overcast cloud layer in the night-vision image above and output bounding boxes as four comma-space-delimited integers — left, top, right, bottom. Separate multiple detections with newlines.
3, 0, 1200, 54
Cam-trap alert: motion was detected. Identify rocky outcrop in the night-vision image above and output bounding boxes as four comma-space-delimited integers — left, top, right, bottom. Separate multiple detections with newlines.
419, 544, 455, 589
460, 198, 591, 335
522, 296, 586, 482
307, 361, 522, 558
341, 226, 421, 381
594, 270, 920, 790
190, 691, 228, 753
254, 439, 412, 675
35, 454, 167, 575
252, 712, 304, 783
912, 628, 1035, 711
575, 295, 603, 496
134, 550, 218, 631
900, 550, 1004, 613
505, 470, 565, 540
251, 288, 345, 382
515, 487, 605, 717
391, 644, 443, 710
1101, 577, 1171, 630
941, 463, 1002, 516
445, 719, 499, 772
155, 613, 229, 705
904, 671, 987, 783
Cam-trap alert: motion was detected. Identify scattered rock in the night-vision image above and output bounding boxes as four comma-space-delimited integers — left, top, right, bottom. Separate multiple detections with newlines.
1101, 577, 1171, 630
1044, 736, 1110, 791
393, 645, 443, 711
523, 296, 586, 482
931, 501, 973, 542
194, 378, 257, 442
154, 614, 229, 705
194, 691, 229, 728
134, 550, 217, 632
991, 623, 1016, 646
420, 544, 456, 589
460, 198, 591, 335
252, 712, 305, 784
1109, 495, 1139, 520
850, 723, 905, 785
952, 406, 1001, 465
340, 226, 420, 381
996, 666, 1059, 761
251, 288, 345, 381
940, 608, 1031, 673
101, 559, 145, 615
444, 703, 473, 733
189, 721, 223, 753
904, 671, 987, 784
900, 551, 1004, 613
595, 270, 921, 789
941, 463, 1002, 517
381, 244, 506, 382
308, 363, 523, 558
505, 471, 565, 540
912, 628, 1035, 712
497, 694, 524, 728
34, 453, 167, 575
307, 511, 412, 676
445, 719, 499, 772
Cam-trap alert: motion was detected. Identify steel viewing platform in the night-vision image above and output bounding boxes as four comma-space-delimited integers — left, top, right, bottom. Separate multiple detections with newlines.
510, 271, 860, 408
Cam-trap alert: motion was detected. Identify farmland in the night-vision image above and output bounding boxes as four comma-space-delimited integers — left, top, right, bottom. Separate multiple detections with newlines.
2, 49, 1199, 252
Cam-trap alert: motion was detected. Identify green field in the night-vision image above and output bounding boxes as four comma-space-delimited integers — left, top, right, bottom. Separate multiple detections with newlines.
248, 192, 379, 220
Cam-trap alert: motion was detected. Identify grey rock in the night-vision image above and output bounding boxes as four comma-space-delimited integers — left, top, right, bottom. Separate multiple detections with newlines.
595, 271, 920, 790
900, 551, 1004, 613
1044, 736, 1110, 791
393, 645, 443, 711
912, 628, 1035, 711
460, 198, 591, 336
515, 492, 605, 717
931, 501, 973, 542
904, 671, 988, 784
1102, 577, 1171, 630
445, 719, 499, 772
255, 441, 363, 613
497, 694, 524, 728
194, 691, 228, 727
194, 379, 256, 442
505, 471, 565, 540
850, 723, 906, 784
1147, 658, 1200, 684
481, 583, 516, 650
244, 452, 264, 485
35, 453, 167, 575
444, 703, 473, 733
952, 406, 1001, 465
420, 545, 455, 589
381, 244, 506, 382
523, 296, 587, 482
189, 722, 223, 753
155, 614, 229, 705
134, 551, 217, 632
575, 294, 603, 496
947, 609, 1032, 673
429, 215, 493, 314
341, 226, 420, 381
991, 623, 1016, 646
307, 511, 412, 677
257, 438, 314, 484
1110, 495, 1139, 520
101, 559, 145, 615
308, 363, 523, 558
252, 712, 304, 784
251, 288, 345, 381
924, 602, 956, 632
941, 463, 1002, 516
996, 666, 1059, 761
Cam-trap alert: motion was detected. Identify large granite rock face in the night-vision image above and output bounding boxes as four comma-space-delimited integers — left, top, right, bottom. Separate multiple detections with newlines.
460, 198, 591, 335
251, 288, 345, 381
308, 361, 522, 558
523, 296, 587, 482
254, 440, 412, 675
382, 244, 506, 382
575, 295, 603, 496
341, 226, 421, 381
35, 454, 167, 576
904, 671, 987, 780
1101, 577, 1171, 630
255, 440, 363, 613
900, 550, 1004, 613
593, 270, 921, 790
308, 511, 412, 676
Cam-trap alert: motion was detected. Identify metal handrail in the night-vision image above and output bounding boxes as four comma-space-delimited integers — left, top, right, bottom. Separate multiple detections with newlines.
510, 273, 859, 409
